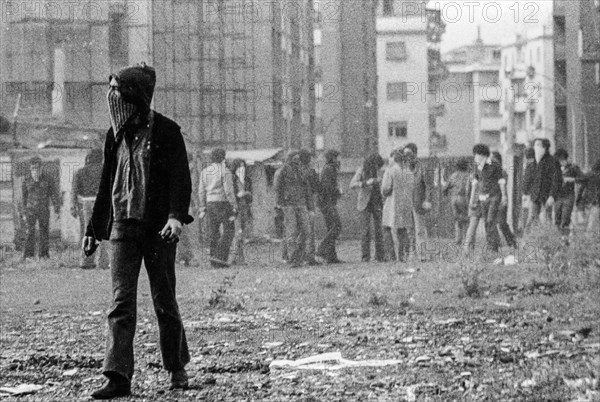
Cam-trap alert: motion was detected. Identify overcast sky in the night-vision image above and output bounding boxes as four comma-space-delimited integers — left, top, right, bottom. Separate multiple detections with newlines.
426, 0, 554, 53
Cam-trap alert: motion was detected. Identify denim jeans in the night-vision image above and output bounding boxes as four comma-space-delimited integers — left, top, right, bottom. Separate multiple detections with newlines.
23, 210, 49, 258
317, 205, 342, 262
497, 203, 516, 248
283, 205, 310, 265
481, 196, 501, 253
360, 201, 384, 261
206, 201, 235, 264
554, 195, 575, 236
104, 221, 190, 381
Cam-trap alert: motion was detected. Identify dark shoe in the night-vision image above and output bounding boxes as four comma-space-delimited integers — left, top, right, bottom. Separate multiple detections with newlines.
327, 258, 344, 264
169, 368, 189, 390
91, 379, 131, 399
306, 259, 322, 266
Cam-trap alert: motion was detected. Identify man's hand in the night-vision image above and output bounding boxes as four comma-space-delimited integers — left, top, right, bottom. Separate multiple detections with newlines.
199, 211, 206, 220
82, 236, 98, 256
422, 201, 432, 211
366, 178, 375, 186
501, 196, 508, 207
546, 196, 555, 207
160, 218, 183, 243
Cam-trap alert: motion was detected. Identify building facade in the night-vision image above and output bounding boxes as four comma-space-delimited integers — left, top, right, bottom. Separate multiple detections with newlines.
376, 15, 429, 157
500, 26, 555, 151
314, 0, 378, 158
0, 0, 316, 151
436, 35, 502, 156
553, 0, 600, 169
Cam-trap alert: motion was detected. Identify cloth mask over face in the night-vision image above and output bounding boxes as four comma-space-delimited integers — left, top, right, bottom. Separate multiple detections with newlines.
107, 62, 156, 138
107, 85, 137, 138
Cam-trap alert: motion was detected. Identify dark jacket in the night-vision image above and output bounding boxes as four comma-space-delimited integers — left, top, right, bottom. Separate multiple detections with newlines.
273, 162, 312, 210
524, 154, 562, 203
318, 162, 341, 208
22, 175, 60, 215
85, 112, 193, 240
557, 163, 583, 198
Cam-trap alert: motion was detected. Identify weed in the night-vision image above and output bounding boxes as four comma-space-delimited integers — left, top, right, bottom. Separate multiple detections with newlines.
367, 292, 388, 307
208, 271, 245, 311
460, 263, 483, 298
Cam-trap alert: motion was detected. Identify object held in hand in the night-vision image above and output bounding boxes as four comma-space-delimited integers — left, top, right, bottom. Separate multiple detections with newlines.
84, 241, 98, 257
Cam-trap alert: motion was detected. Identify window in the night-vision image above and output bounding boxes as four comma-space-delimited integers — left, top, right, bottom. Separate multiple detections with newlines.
388, 121, 407, 138
383, 0, 393, 16
386, 42, 407, 61
387, 82, 407, 101
493, 50, 501, 60
481, 101, 500, 117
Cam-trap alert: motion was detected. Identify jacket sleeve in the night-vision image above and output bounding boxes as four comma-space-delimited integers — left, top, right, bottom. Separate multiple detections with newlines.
85, 133, 113, 239
522, 163, 533, 196
50, 176, 61, 211
550, 159, 562, 199
22, 180, 28, 210
167, 127, 193, 225
223, 166, 238, 209
273, 167, 284, 207
350, 168, 364, 189
198, 170, 207, 214
71, 171, 81, 210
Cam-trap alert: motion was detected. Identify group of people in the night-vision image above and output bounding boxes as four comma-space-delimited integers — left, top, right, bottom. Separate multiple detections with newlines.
16, 61, 600, 399
443, 138, 600, 261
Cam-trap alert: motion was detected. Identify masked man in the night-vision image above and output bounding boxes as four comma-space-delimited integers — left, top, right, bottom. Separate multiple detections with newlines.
84, 63, 193, 399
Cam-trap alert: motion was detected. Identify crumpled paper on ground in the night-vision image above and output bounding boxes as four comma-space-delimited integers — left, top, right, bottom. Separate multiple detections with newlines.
269, 352, 402, 371
0, 384, 44, 396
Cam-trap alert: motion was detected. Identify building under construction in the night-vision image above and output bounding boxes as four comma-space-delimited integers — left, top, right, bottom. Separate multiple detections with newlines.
0, 0, 316, 151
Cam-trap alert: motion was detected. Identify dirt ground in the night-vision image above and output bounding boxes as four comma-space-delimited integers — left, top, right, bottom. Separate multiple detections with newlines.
1, 236, 599, 401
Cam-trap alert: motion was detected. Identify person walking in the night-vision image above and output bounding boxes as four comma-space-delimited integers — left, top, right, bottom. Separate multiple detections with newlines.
441, 158, 471, 246
72, 148, 109, 269
22, 156, 61, 260
317, 150, 343, 264
350, 153, 385, 262
518, 148, 536, 236
401, 144, 432, 261
381, 151, 416, 262
299, 149, 321, 266
470, 144, 503, 258
199, 148, 238, 268
83, 63, 193, 399
491, 152, 517, 250
229, 158, 253, 265
576, 160, 600, 235
524, 138, 562, 231
274, 150, 312, 267
554, 149, 583, 245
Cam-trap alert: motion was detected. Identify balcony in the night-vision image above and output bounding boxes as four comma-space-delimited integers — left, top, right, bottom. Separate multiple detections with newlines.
480, 116, 503, 131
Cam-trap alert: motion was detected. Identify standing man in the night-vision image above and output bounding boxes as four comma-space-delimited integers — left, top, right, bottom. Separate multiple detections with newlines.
554, 149, 582, 244
317, 149, 343, 264
198, 148, 237, 268
72, 148, 108, 269
84, 63, 193, 399
524, 138, 562, 231
274, 150, 312, 267
518, 148, 536, 236
402, 144, 432, 261
471, 144, 503, 257
491, 152, 517, 249
22, 156, 61, 260
299, 149, 321, 266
